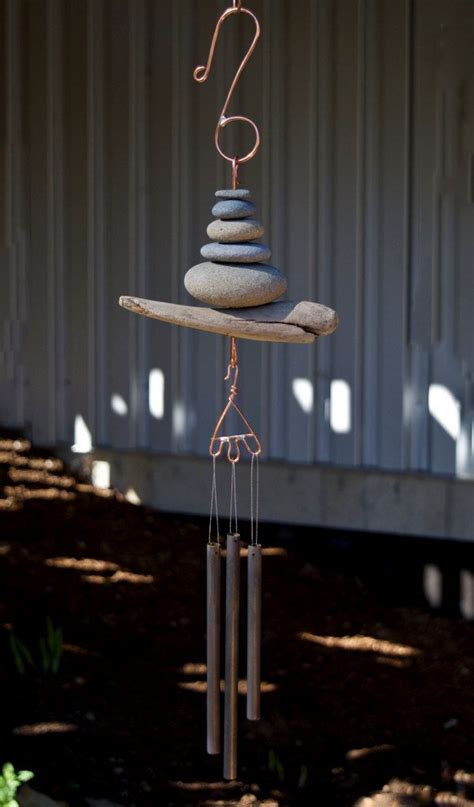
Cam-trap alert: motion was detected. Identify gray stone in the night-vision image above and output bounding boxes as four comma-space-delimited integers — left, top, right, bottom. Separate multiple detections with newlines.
119, 296, 339, 343
215, 188, 252, 200
184, 261, 286, 307
207, 218, 264, 243
211, 199, 256, 220
200, 242, 271, 263
18, 787, 67, 807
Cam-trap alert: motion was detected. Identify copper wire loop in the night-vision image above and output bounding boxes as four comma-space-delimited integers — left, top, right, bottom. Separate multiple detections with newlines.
210, 337, 262, 464
193, 3, 261, 170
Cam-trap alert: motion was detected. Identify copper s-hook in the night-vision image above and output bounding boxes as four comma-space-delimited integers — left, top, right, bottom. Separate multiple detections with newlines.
193, 2, 261, 183
209, 337, 261, 464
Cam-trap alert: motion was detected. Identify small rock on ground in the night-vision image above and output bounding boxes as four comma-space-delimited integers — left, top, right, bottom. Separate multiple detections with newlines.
18, 787, 67, 807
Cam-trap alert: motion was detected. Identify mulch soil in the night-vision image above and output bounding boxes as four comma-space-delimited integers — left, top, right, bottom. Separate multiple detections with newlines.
1, 435, 474, 807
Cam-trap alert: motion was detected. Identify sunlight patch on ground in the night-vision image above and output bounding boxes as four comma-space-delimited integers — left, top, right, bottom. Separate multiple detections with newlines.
8, 467, 75, 487
179, 679, 278, 695
375, 656, 411, 669
0, 497, 22, 511
62, 643, 98, 657
170, 780, 244, 791
346, 744, 395, 762
298, 632, 419, 657
81, 570, 154, 585
179, 662, 207, 675
3, 485, 76, 501
45, 557, 119, 573
13, 722, 78, 736
0, 438, 31, 452
75, 483, 115, 498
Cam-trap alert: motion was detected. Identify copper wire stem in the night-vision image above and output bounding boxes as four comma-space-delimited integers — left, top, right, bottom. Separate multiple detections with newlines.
209, 337, 261, 464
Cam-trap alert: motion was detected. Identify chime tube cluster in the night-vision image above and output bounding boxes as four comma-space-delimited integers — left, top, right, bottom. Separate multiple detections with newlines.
206, 531, 263, 780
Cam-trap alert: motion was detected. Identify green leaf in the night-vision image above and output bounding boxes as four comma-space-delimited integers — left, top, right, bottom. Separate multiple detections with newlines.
2, 764, 14, 781
17, 771, 33, 783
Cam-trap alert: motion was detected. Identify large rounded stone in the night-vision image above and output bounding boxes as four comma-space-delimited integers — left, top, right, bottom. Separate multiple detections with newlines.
200, 242, 271, 263
211, 199, 256, 220
215, 188, 252, 200
184, 261, 287, 308
207, 218, 264, 243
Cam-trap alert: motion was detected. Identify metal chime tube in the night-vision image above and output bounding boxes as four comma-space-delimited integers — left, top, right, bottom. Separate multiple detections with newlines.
206, 542, 221, 755
246, 543, 262, 720
223, 532, 240, 780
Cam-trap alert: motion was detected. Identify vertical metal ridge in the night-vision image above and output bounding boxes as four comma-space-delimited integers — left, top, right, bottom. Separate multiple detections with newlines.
46, 0, 65, 444
402, 0, 415, 470
361, 0, 380, 467
354, 0, 367, 467
259, 0, 272, 455
87, 0, 106, 444
307, 0, 318, 463
170, 0, 180, 454
128, 0, 149, 449
4, 0, 20, 424
128, 0, 139, 447
316, 0, 334, 463
269, 0, 286, 460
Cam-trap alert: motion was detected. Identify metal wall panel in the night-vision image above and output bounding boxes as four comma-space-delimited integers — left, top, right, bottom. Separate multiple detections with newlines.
1, 0, 473, 480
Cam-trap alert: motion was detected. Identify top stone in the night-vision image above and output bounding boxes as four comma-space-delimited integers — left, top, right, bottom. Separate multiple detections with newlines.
215, 188, 252, 200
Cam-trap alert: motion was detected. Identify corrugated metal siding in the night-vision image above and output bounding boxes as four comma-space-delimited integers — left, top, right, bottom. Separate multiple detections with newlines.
1, 0, 473, 477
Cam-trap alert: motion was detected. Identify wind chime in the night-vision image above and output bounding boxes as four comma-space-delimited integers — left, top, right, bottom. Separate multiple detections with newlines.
120, 0, 338, 781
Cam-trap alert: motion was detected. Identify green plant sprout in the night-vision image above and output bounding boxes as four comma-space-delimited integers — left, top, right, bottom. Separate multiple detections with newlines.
9, 618, 63, 678
39, 618, 63, 675
9, 635, 33, 677
268, 748, 285, 782
0, 763, 34, 807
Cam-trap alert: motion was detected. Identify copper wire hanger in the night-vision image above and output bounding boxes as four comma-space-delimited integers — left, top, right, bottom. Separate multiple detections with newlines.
209, 337, 261, 464
193, 0, 261, 188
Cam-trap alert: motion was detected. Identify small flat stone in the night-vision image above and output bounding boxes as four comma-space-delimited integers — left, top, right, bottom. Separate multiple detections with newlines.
207, 218, 264, 243
119, 297, 339, 344
200, 242, 271, 263
212, 199, 256, 220
184, 261, 286, 308
215, 188, 252, 200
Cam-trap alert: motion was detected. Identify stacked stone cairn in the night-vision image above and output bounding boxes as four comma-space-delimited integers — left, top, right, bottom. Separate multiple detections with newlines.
184, 189, 287, 309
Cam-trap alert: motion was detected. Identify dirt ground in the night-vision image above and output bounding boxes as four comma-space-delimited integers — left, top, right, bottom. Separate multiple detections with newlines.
1, 435, 474, 807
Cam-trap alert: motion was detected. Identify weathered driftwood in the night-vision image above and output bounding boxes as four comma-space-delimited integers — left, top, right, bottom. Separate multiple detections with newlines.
119, 296, 339, 344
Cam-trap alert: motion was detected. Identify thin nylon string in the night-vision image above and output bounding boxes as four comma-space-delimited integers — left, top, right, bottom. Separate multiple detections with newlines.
208, 454, 220, 544
250, 453, 260, 546
229, 461, 238, 535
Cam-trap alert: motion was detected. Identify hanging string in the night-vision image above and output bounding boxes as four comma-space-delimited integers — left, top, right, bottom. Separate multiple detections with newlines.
250, 453, 260, 546
229, 461, 238, 535
208, 454, 220, 544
